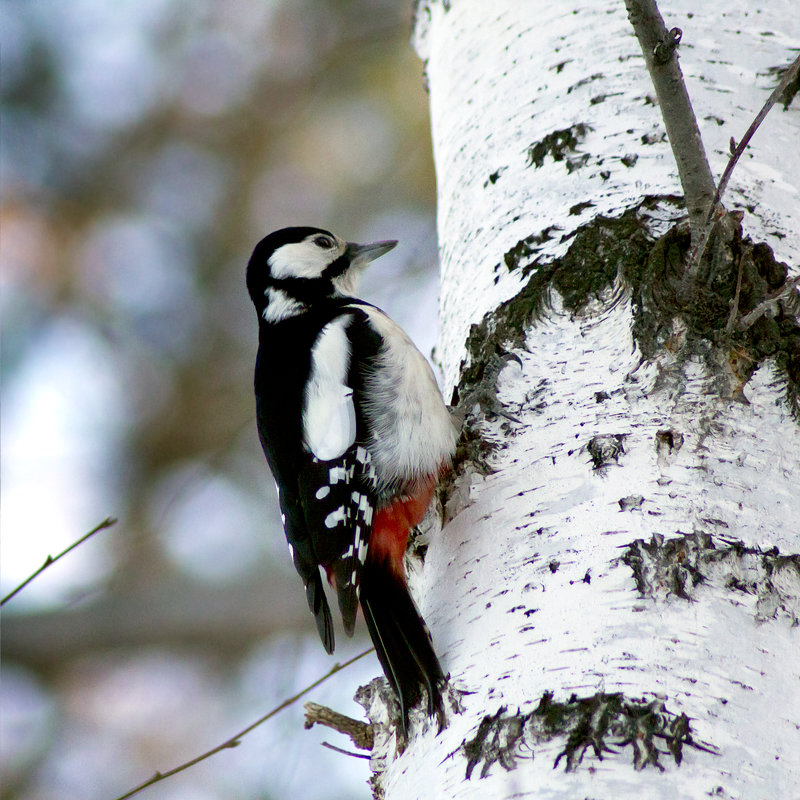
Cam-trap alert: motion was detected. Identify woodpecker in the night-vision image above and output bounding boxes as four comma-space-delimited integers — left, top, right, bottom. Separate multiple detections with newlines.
246, 226, 457, 732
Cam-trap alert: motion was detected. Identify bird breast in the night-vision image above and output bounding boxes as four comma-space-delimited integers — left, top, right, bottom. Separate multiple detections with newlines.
360, 307, 457, 491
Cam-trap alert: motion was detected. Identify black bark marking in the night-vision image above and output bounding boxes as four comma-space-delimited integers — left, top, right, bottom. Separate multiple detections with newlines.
462, 692, 718, 779
526, 123, 594, 171
622, 533, 800, 623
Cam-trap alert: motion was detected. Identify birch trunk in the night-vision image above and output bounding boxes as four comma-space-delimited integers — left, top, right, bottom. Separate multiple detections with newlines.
357, 1, 800, 797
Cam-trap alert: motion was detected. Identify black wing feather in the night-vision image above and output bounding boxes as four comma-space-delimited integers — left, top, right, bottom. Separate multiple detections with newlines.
257, 306, 395, 652
278, 489, 335, 653
297, 446, 376, 636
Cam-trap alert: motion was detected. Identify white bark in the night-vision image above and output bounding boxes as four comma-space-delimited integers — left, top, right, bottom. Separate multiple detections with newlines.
359, 1, 800, 798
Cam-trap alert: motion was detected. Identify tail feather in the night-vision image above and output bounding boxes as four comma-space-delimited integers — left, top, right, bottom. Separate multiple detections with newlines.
331, 557, 359, 637
359, 559, 444, 734
306, 572, 335, 654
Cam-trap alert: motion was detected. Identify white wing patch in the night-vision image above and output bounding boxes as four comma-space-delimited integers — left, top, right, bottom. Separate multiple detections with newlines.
303, 316, 356, 461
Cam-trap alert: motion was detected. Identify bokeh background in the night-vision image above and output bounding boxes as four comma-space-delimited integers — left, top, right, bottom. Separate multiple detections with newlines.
0, 2, 439, 798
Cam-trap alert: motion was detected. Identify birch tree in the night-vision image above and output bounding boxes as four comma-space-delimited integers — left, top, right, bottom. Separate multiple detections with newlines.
355, 1, 800, 797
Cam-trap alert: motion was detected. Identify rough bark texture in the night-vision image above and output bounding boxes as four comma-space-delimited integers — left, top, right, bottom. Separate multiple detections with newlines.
355, 1, 800, 797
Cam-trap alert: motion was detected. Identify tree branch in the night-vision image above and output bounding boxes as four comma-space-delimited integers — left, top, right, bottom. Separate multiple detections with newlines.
725, 251, 746, 335
1, 517, 118, 606
737, 275, 800, 332
712, 54, 800, 219
687, 54, 800, 279
112, 648, 373, 800
320, 741, 372, 759
2, 574, 317, 669
624, 0, 716, 242
304, 701, 374, 750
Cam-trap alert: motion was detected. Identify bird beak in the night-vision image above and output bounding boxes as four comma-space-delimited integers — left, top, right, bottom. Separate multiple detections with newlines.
346, 239, 398, 264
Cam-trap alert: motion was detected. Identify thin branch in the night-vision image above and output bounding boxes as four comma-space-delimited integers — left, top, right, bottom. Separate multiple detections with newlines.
112, 648, 374, 800
738, 275, 800, 332
725, 252, 746, 335
321, 741, 372, 759
1, 517, 118, 606
687, 54, 800, 278
304, 701, 374, 750
712, 54, 800, 217
625, 0, 716, 242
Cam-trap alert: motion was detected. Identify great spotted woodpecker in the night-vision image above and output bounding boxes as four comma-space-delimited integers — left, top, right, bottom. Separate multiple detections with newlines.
246, 226, 457, 732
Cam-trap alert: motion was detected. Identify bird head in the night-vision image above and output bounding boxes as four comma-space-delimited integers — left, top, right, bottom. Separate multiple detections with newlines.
246, 226, 397, 319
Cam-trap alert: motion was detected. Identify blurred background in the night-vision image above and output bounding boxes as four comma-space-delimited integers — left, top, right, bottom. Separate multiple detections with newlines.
0, 1, 438, 798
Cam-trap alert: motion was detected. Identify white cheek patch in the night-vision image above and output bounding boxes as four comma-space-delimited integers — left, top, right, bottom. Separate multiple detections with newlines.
269, 240, 337, 280
262, 288, 306, 322
303, 316, 356, 461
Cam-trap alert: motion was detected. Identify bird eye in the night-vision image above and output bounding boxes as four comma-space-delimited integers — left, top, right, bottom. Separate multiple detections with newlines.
314, 236, 335, 249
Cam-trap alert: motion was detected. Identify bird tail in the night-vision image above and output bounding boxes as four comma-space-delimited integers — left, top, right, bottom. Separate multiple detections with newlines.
359, 557, 445, 735
305, 571, 335, 654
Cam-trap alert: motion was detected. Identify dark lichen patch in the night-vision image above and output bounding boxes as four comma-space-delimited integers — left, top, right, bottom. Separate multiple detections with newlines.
450, 201, 799, 497
655, 428, 683, 453
450, 412, 497, 476
619, 495, 644, 511
587, 433, 626, 469
569, 200, 594, 216
464, 706, 524, 779
763, 61, 799, 110
484, 167, 506, 187
462, 692, 716, 779
442, 346, 528, 502
459, 208, 652, 404
625, 214, 800, 416
622, 533, 800, 623
465, 206, 799, 423
590, 93, 611, 105
655, 429, 684, 466
622, 532, 708, 600
503, 226, 562, 273
526, 123, 593, 171
566, 73, 605, 94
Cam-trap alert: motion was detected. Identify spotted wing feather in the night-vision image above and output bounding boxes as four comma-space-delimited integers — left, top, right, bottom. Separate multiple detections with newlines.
298, 445, 376, 635
277, 488, 335, 654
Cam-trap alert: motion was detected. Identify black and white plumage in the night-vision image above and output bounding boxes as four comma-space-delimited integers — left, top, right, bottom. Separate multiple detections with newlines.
246, 226, 457, 732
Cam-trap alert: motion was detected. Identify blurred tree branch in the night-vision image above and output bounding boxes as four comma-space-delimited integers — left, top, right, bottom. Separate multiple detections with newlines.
1, 572, 347, 669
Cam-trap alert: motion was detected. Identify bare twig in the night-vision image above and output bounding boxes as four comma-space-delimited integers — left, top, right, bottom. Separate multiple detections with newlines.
1, 517, 118, 606
711, 55, 800, 218
738, 276, 800, 332
304, 701, 374, 750
687, 54, 800, 279
321, 741, 372, 759
625, 0, 716, 242
112, 648, 373, 800
725, 252, 746, 334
